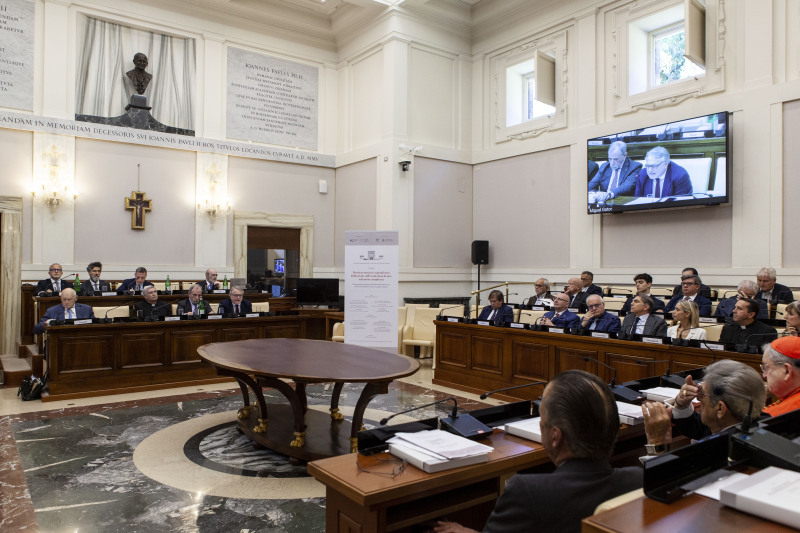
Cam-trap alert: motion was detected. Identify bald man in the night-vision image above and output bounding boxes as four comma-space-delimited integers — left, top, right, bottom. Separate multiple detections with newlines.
33, 288, 95, 334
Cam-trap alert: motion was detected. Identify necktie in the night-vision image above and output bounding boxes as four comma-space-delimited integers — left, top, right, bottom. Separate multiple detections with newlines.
608, 169, 618, 192
68, 309, 73, 319
684, 296, 690, 301
54, 281, 60, 292
554, 313, 560, 319
94, 282, 99, 291
654, 178, 661, 197
193, 304, 198, 316
235, 304, 239, 314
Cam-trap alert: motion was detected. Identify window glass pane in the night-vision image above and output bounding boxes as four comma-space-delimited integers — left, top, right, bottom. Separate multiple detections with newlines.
653, 26, 704, 87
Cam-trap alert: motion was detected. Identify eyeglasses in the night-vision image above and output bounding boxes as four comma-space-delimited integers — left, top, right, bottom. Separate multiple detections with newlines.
50, 268, 62, 272
644, 162, 665, 169
587, 303, 603, 309
760, 362, 781, 373
681, 281, 697, 286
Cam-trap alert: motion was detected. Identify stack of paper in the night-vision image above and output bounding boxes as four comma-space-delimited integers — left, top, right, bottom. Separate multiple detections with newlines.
504, 417, 542, 442
720, 467, 800, 529
387, 429, 493, 473
640, 386, 680, 402
616, 401, 644, 425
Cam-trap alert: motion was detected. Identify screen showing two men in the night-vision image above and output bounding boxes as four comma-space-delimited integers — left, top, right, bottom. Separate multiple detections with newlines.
587, 111, 729, 214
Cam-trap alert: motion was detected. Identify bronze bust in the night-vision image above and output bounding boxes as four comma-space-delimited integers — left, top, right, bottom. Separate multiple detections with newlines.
125, 53, 152, 95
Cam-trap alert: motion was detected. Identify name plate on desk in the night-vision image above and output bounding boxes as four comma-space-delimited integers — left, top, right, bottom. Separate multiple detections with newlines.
100, 292, 117, 297
567, 308, 580, 313
245, 313, 259, 318
591, 332, 610, 339
74, 319, 92, 325
642, 336, 665, 344
704, 342, 725, 351
446, 317, 460, 323
509, 322, 526, 329
548, 327, 565, 334
212, 289, 227, 294
261, 290, 271, 293
530, 306, 545, 311
476, 320, 490, 326
699, 317, 719, 324
164, 316, 181, 322
207, 314, 222, 320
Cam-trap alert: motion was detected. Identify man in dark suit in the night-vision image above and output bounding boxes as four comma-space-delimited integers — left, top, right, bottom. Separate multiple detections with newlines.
579, 271, 603, 297
33, 288, 95, 334
564, 277, 589, 312
719, 298, 777, 347
477, 290, 514, 324
665, 275, 712, 315
755, 267, 794, 305
80, 261, 112, 296
619, 295, 668, 339
200, 268, 221, 293
620, 273, 666, 314
715, 280, 768, 319
117, 266, 154, 293
218, 287, 252, 316
434, 370, 642, 533
670, 267, 713, 300
587, 141, 642, 201
175, 283, 210, 316
580, 295, 621, 333
633, 146, 692, 198
528, 278, 554, 306
587, 160, 599, 182
35, 263, 74, 296
133, 286, 171, 319
542, 293, 581, 329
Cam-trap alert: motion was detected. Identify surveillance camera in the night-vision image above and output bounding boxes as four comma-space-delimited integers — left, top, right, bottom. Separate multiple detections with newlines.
400, 161, 411, 171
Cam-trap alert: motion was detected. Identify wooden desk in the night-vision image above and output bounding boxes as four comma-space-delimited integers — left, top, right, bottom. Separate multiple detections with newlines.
434, 321, 762, 401
199, 338, 419, 462
582, 493, 795, 533
44, 315, 306, 401
308, 429, 551, 533
291, 307, 342, 340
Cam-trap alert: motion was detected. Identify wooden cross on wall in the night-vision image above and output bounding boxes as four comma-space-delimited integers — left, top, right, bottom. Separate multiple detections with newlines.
125, 191, 152, 230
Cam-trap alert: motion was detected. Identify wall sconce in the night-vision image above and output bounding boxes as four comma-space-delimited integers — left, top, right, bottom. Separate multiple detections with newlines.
31, 144, 78, 212
197, 163, 231, 223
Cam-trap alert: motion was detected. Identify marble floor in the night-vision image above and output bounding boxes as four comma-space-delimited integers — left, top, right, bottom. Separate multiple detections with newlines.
0, 359, 500, 532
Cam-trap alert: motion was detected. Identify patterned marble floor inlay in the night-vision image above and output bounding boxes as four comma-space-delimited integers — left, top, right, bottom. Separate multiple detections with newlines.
5, 377, 481, 532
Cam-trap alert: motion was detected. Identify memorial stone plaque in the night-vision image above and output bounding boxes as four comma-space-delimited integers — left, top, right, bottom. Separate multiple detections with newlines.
226, 47, 318, 151
0, 0, 34, 111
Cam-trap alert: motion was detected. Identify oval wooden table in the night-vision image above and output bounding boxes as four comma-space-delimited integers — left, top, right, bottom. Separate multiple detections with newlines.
198, 338, 419, 462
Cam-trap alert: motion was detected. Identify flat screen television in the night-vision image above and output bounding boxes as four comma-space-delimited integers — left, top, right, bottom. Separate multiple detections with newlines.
587, 111, 729, 214
296, 278, 339, 307
274, 258, 285, 274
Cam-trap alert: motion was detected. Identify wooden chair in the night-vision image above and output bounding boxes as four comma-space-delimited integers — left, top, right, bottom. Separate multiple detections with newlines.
252, 302, 270, 313
397, 307, 408, 354
519, 309, 546, 325
437, 304, 464, 317
602, 297, 627, 311
702, 324, 724, 342
650, 287, 674, 297
331, 322, 344, 343
402, 308, 439, 367
93, 306, 130, 319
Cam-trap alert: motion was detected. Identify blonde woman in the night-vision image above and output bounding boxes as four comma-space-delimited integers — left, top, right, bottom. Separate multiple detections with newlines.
667, 300, 707, 340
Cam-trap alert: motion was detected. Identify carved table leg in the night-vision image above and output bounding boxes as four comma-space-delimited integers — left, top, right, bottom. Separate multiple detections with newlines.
351, 381, 389, 441
330, 382, 345, 421
257, 376, 308, 447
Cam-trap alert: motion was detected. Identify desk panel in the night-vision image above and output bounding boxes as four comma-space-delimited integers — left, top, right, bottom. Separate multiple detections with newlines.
44, 316, 307, 400
434, 322, 761, 399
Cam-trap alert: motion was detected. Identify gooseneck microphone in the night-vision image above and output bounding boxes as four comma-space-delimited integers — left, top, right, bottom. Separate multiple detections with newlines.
584, 357, 645, 403
712, 385, 755, 433
436, 304, 465, 320
380, 398, 458, 426
480, 380, 548, 400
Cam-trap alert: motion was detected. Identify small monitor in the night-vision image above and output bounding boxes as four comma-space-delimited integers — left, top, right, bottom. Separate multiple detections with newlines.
296, 278, 339, 307
274, 259, 285, 274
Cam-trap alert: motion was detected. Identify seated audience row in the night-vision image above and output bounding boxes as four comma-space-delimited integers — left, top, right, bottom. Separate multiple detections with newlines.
36, 263, 228, 296
34, 285, 253, 333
